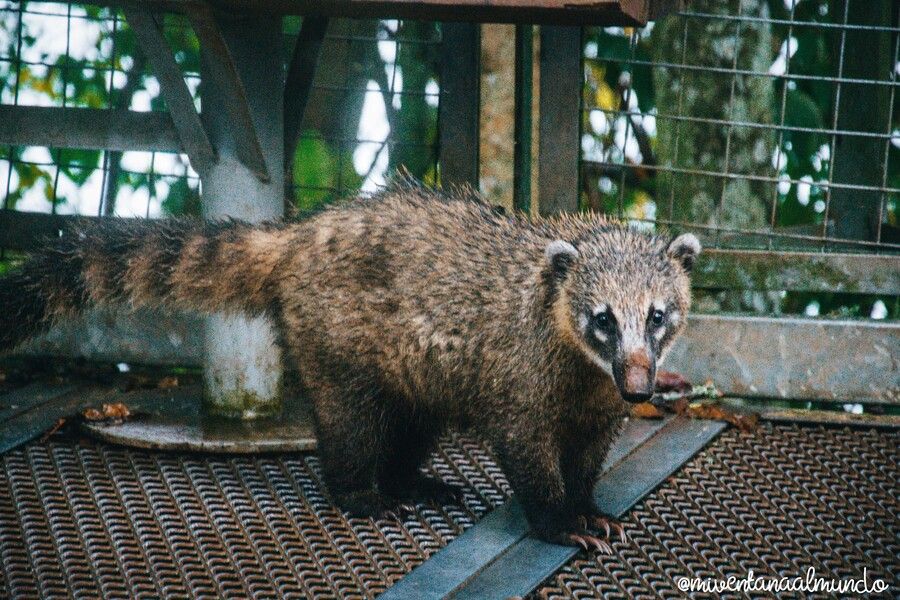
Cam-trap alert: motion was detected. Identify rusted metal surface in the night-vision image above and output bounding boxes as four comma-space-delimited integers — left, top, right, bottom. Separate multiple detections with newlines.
438, 23, 481, 189
381, 416, 673, 600
447, 418, 726, 599
693, 249, 900, 295
530, 423, 898, 598
0, 105, 182, 154
666, 314, 900, 405
0, 431, 510, 599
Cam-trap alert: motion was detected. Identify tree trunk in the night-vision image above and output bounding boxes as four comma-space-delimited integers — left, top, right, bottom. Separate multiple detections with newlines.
654, 0, 774, 231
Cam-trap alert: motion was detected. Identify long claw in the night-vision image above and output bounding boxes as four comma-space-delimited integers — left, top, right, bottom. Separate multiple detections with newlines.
591, 516, 627, 543
382, 510, 399, 521
568, 533, 589, 551
398, 503, 416, 514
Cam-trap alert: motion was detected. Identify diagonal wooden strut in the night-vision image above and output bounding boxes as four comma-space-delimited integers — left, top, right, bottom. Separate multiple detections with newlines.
284, 15, 329, 176
122, 4, 216, 177
185, 2, 270, 182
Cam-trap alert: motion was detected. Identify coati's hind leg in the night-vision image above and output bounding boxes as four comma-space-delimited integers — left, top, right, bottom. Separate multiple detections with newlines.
376, 413, 463, 507
307, 376, 392, 517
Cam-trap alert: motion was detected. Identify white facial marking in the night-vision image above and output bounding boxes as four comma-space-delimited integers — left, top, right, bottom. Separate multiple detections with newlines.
578, 314, 589, 333
622, 326, 643, 354
593, 328, 608, 343
670, 311, 681, 325
653, 327, 666, 341
592, 303, 608, 316
653, 300, 666, 313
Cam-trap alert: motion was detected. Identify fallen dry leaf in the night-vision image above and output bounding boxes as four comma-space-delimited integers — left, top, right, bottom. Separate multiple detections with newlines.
82, 407, 104, 421
685, 403, 759, 433
82, 402, 133, 423
655, 370, 692, 394
102, 402, 131, 420
157, 376, 179, 389
632, 402, 665, 419
40, 417, 67, 441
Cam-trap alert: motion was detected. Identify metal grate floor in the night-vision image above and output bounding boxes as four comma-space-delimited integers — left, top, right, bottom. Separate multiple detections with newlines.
0, 433, 509, 599
0, 423, 895, 599
531, 424, 898, 599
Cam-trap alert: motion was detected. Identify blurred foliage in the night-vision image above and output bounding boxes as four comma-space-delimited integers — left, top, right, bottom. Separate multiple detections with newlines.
581, 0, 898, 234
581, 0, 898, 319
0, 2, 200, 215
1, 6, 438, 218
0, 2, 895, 319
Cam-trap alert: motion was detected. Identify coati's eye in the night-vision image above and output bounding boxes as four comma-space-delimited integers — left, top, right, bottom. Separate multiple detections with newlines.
594, 310, 612, 328
650, 309, 665, 326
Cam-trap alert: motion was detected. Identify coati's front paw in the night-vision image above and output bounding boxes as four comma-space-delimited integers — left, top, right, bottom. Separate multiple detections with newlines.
575, 513, 627, 544
536, 529, 613, 554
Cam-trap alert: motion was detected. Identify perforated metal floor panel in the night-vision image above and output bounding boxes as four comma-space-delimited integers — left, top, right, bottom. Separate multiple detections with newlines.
0, 434, 509, 599
530, 424, 898, 599
0, 423, 895, 599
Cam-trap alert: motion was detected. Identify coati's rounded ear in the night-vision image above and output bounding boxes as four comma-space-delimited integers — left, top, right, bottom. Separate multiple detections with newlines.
667, 233, 701, 272
545, 240, 579, 278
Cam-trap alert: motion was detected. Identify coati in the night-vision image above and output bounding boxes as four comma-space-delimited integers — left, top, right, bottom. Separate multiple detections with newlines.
0, 183, 699, 548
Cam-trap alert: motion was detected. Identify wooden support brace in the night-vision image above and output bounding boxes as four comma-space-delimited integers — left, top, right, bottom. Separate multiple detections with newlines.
0, 105, 182, 153
513, 24, 533, 213
122, 4, 217, 176
186, 2, 271, 182
439, 22, 481, 189
284, 15, 329, 175
537, 25, 582, 216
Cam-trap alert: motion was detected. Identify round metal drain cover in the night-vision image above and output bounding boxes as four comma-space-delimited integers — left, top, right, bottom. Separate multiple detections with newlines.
82, 385, 317, 453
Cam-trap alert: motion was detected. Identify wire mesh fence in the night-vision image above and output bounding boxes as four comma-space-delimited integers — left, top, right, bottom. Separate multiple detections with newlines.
0, 2, 442, 225
580, 0, 899, 254
0, 1, 201, 222
285, 17, 442, 212
1, 0, 896, 323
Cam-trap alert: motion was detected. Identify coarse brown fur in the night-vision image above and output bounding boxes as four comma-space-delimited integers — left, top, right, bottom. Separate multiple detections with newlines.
0, 182, 699, 544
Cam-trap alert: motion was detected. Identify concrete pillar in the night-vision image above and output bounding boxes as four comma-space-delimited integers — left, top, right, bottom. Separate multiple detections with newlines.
200, 14, 284, 419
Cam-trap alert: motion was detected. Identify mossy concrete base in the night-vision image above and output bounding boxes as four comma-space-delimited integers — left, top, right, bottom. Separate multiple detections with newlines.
82, 385, 317, 454
203, 313, 284, 420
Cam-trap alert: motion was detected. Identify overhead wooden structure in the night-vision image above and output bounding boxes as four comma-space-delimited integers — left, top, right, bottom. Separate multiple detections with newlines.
84, 0, 675, 25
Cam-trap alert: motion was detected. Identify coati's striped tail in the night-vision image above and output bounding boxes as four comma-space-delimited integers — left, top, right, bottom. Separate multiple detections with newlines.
0, 218, 290, 353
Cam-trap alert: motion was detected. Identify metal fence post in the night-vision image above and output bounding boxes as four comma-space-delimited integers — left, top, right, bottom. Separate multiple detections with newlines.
199, 12, 285, 419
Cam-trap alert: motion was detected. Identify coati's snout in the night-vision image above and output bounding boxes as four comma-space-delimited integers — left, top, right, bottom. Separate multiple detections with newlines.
613, 349, 655, 403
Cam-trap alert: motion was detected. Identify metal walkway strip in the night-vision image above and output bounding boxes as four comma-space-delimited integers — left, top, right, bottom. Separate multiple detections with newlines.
379, 415, 682, 600
0, 384, 117, 454
450, 417, 727, 600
